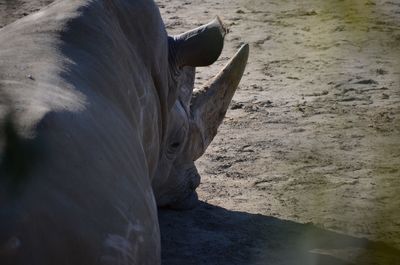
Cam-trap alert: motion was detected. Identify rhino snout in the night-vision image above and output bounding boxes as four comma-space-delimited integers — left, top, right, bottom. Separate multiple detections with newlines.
188, 165, 201, 191
164, 165, 201, 210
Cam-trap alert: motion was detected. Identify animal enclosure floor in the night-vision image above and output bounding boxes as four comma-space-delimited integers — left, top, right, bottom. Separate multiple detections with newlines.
2, 0, 400, 264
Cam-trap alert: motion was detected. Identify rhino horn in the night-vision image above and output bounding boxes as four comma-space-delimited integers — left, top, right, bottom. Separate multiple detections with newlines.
172, 17, 226, 67
190, 44, 249, 159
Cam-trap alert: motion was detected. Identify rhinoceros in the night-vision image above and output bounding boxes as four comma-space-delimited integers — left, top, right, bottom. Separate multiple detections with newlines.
0, 0, 248, 264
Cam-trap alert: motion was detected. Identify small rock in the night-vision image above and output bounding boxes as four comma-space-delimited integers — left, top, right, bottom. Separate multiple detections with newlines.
334, 25, 345, 32
292, 128, 305, 133
27, 75, 35, 80
264, 100, 273, 107
376, 68, 388, 75
354, 79, 378, 85
365, 0, 376, 6
230, 102, 244, 110
382, 93, 389, 99
301, 10, 317, 16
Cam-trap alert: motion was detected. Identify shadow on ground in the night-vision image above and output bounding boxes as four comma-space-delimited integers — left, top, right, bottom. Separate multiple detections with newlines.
159, 202, 400, 265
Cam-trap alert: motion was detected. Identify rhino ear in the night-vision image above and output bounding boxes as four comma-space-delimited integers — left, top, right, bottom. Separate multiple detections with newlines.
171, 17, 226, 67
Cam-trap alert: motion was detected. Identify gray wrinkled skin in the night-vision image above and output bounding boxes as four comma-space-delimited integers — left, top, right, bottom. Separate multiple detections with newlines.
0, 0, 248, 264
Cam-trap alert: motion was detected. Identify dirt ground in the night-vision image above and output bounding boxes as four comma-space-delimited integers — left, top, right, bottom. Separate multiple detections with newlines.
1, 0, 400, 264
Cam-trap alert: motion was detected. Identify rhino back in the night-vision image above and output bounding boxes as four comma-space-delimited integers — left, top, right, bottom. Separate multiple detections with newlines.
0, 0, 169, 144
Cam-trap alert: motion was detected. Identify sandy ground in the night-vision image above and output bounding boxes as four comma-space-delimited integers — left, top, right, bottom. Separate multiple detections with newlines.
1, 0, 400, 264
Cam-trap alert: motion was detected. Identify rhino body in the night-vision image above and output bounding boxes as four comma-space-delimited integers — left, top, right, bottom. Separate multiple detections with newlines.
0, 0, 248, 264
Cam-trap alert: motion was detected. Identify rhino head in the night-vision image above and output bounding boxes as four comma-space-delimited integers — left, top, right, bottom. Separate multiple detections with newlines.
152, 18, 249, 210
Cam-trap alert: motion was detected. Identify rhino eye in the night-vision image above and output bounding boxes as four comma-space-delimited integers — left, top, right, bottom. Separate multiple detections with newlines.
166, 141, 181, 159
170, 142, 180, 150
